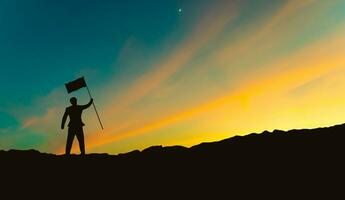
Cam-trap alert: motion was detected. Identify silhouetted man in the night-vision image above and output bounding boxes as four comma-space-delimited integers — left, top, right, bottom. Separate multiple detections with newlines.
61, 97, 93, 155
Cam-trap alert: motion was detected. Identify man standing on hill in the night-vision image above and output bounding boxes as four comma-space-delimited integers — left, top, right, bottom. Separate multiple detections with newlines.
61, 97, 93, 155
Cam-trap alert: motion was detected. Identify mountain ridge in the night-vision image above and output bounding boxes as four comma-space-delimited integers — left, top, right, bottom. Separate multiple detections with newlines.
2, 123, 342, 157
1, 123, 344, 197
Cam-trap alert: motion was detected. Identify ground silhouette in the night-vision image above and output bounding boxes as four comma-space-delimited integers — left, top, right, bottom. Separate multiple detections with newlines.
1, 123, 344, 198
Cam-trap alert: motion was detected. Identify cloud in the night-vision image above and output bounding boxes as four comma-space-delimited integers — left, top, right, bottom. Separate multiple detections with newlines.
22, 107, 59, 130
80, 21, 345, 152
19, 0, 345, 154
215, 0, 316, 62
51, 1, 240, 154
101, 2, 238, 116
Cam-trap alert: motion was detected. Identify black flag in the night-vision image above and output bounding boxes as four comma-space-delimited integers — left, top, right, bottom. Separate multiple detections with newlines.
65, 77, 87, 93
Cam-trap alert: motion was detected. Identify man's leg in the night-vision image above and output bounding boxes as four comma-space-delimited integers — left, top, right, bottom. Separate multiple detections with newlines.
76, 127, 85, 155
65, 128, 75, 155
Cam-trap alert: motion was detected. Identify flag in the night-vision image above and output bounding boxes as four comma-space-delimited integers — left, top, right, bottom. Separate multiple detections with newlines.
65, 77, 87, 93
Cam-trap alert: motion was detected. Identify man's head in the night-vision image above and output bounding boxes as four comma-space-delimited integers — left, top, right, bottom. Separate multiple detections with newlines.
70, 97, 77, 106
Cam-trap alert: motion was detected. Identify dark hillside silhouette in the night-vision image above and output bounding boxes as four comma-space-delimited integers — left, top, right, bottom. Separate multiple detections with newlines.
1, 124, 345, 198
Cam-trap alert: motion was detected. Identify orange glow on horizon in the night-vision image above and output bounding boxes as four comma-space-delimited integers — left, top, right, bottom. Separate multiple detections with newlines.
58, 26, 345, 154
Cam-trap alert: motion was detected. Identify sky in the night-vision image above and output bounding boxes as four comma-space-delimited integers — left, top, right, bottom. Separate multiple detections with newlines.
1, 0, 345, 154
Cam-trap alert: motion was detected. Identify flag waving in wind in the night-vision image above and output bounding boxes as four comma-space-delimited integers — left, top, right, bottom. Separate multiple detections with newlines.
65, 77, 87, 93
64, 76, 104, 130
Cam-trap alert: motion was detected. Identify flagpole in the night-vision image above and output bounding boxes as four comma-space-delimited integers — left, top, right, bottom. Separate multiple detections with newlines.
85, 85, 104, 130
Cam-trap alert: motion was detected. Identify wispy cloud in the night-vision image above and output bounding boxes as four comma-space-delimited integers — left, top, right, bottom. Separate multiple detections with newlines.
16, 0, 345, 155
215, 0, 316, 61
81, 18, 345, 153
53, 1, 239, 154
102, 2, 238, 116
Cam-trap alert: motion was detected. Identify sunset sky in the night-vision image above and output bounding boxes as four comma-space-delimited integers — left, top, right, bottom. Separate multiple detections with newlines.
1, 0, 345, 154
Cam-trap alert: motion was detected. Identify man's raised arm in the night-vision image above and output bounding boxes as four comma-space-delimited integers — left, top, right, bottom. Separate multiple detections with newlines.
81, 98, 93, 110
61, 109, 68, 130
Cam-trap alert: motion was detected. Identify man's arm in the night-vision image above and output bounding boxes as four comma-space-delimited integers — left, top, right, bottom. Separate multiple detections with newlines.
61, 109, 68, 130
80, 98, 93, 110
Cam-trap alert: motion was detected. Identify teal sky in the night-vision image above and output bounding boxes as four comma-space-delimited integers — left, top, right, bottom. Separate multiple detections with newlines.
1, 0, 345, 154
0, 0, 219, 150
0, 0, 183, 103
